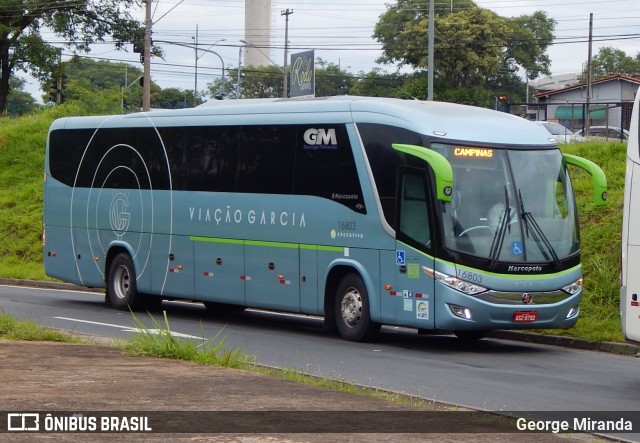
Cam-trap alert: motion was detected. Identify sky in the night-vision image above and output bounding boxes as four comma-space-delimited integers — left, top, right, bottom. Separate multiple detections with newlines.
26, 0, 640, 100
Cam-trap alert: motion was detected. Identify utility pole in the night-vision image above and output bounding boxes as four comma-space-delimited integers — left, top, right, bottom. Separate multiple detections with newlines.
585, 13, 593, 136
281, 8, 293, 98
142, 0, 152, 111
427, 0, 434, 101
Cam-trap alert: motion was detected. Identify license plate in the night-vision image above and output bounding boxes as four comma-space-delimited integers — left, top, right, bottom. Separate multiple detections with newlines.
513, 311, 537, 322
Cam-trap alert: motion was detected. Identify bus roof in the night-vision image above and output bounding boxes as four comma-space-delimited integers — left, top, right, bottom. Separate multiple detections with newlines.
50, 96, 556, 147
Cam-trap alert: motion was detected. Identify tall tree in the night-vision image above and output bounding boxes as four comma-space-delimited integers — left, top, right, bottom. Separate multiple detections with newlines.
373, 0, 555, 92
314, 59, 354, 97
0, 0, 144, 113
5, 76, 38, 116
349, 69, 410, 98
582, 47, 640, 80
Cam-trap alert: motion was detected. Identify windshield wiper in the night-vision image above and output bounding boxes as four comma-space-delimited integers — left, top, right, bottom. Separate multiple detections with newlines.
518, 189, 562, 270
489, 187, 511, 269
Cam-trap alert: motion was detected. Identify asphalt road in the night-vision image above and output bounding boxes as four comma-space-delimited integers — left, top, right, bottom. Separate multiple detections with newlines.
1, 283, 639, 441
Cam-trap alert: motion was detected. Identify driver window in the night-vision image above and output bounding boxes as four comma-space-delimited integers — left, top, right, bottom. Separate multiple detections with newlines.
398, 171, 431, 248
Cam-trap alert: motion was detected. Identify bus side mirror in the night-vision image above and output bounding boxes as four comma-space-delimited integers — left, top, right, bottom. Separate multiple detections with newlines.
563, 153, 608, 206
392, 143, 453, 202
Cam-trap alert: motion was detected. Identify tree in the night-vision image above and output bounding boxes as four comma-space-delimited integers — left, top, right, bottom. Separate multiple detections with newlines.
314, 59, 354, 97
154, 87, 195, 109
0, 0, 144, 114
242, 65, 284, 98
581, 47, 640, 80
41, 58, 194, 114
373, 0, 555, 93
5, 77, 38, 116
350, 69, 410, 98
43, 57, 145, 114
208, 65, 283, 99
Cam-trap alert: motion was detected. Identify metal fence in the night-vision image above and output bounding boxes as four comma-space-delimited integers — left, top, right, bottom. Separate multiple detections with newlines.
506, 101, 633, 135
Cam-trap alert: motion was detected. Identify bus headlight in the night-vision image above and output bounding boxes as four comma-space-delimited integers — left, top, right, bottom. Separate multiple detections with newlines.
422, 266, 487, 295
562, 277, 583, 295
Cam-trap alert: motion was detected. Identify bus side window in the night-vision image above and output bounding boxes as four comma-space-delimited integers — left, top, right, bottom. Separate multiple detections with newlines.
398, 170, 431, 249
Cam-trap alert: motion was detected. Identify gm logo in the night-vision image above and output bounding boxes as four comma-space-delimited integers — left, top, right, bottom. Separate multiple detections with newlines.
303, 128, 337, 146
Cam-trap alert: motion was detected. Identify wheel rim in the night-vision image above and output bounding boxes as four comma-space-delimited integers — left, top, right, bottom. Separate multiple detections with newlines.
340, 287, 363, 328
112, 265, 131, 300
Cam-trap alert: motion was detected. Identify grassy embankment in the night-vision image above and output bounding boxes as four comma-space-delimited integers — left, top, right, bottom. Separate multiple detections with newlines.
0, 104, 628, 342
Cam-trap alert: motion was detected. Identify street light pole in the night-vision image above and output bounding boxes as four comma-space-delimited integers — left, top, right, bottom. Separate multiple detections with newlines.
192, 32, 227, 104
156, 40, 226, 102
239, 39, 284, 98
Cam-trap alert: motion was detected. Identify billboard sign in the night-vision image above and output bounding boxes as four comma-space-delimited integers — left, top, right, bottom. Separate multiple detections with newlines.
290, 50, 315, 98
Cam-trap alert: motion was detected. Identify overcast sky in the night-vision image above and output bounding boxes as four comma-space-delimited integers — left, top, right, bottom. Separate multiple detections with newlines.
29, 0, 640, 100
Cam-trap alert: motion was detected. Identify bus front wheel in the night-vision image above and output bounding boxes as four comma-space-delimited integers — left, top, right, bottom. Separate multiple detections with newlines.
334, 274, 380, 342
107, 253, 148, 311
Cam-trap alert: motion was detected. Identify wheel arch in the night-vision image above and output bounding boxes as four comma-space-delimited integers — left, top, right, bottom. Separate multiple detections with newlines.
323, 259, 380, 325
104, 242, 136, 284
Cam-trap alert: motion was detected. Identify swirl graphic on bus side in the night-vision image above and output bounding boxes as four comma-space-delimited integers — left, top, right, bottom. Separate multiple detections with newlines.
69, 119, 173, 293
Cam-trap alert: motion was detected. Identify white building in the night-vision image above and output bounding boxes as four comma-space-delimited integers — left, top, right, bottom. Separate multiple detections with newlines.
532, 74, 640, 130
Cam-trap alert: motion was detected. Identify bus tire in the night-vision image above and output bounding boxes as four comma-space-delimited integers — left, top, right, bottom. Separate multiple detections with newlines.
107, 253, 147, 311
334, 273, 380, 342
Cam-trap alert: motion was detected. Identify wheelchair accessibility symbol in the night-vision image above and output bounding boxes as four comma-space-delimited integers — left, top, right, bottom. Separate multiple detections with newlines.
396, 250, 406, 265
512, 241, 523, 256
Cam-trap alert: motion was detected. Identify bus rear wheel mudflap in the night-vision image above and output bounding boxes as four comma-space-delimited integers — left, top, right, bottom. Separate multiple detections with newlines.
334, 273, 381, 342
107, 252, 158, 311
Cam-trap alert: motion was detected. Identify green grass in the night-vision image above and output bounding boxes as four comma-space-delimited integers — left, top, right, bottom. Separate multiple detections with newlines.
123, 310, 252, 369
555, 141, 626, 341
0, 312, 81, 342
0, 103, 87, 280
0, 106, 630, 342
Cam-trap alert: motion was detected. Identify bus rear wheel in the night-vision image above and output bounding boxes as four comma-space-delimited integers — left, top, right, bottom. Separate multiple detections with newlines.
107, 253, 149, 311
334, 273, 380, 342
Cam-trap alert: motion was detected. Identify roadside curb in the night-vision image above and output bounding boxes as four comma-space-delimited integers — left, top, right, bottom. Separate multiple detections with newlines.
490, 330, 640, 356
3, 277, 639, 356
0, 277, 104, 293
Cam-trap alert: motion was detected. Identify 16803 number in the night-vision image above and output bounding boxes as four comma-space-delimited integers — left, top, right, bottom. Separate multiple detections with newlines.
338, 221, 357, 231
457, 270, 483, 283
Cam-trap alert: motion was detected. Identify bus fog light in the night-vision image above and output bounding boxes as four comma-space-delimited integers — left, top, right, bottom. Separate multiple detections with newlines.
449, 305, 473, 320
566, 306, 579, 319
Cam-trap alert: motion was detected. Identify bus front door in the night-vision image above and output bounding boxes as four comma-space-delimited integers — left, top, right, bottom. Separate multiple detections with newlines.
386, 169, 436, 329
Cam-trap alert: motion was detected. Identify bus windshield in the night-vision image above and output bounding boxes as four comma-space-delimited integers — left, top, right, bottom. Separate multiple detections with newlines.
432, 143, 579, 265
